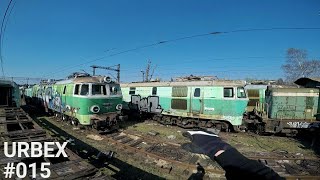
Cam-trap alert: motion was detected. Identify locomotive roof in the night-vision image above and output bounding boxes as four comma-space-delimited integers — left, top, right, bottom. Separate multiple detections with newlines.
55, 76, 116, 84
121, 80, 245, 87
244, 84, 268, 89
0, 79, 18, 88
267, 87, 320, 93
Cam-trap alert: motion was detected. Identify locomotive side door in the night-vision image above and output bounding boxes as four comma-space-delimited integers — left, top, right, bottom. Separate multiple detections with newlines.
62, 85, 67, 112
73, 84, 80, 115
222, 87, 236, 118
191, 87, 202, 116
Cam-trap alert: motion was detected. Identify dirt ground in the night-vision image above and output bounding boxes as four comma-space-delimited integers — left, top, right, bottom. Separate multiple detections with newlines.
124, 120, 319, 157
35, 117, 320, 179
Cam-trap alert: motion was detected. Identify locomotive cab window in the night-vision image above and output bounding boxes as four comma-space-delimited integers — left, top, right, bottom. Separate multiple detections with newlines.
80, 84, 89, 95
194, 88, 200, 97
237, 87, 247, 98
109, 84, 121, 95
74, 84, 80, 95
152, 87, 157, 95
129, 87, 136, 95
92, 84, 106, 95
224, 87, 234, 98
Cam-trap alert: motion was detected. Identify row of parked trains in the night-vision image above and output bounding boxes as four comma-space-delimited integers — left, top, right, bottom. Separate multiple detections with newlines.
1, 74, 319, 134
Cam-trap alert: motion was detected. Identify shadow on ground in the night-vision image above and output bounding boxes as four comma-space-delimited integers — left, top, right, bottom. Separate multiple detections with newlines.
295, 130, 320, 156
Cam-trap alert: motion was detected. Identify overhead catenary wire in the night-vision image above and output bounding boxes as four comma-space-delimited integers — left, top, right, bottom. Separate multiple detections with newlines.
0, 0, 14, 77
1, 0, 16, 47
41, 27, 320, 79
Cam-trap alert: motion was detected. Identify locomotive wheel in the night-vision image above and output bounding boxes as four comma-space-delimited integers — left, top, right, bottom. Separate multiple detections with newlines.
255, 124, 264, 135
232, 125, 240, 132
215, 124, 222, 130
92, 121, 98, 130
72, 119, 79, 126
62, 114, 68, 121
206, 122, 214, 128
55, 113, 59, 118
85, 125, 92, 130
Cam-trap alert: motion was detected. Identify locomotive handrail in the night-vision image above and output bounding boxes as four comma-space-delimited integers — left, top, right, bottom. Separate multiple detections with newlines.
255, 101, 269, 119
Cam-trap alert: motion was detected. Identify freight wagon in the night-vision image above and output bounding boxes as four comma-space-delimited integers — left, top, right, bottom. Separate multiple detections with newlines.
121, 80, 249, 131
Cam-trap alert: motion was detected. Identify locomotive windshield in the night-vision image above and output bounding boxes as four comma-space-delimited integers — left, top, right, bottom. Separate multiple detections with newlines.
92, 84, 107, 95
237, 87, 247, 98
90, 83, 121, 96
80, 84, 89, 95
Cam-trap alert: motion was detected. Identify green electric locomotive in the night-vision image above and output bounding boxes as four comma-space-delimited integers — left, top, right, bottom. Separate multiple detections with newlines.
121, 80, 248, 131
25, 75, 123, 131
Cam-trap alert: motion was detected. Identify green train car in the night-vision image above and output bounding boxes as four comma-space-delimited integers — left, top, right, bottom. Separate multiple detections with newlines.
0, 79, 20, 107
121, 80, 248, 130
245, 85, 320, 134
25, 76, 123, 131
265, 87, 319, 131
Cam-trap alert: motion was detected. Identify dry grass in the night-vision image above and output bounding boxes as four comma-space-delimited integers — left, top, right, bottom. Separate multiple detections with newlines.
221, 132, 317, 157
123, 121, 188, 144
36, 117, 319, 179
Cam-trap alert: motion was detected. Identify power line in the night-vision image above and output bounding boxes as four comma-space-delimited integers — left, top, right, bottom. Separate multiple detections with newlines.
0, 0, 14, 77
1, 0, 16, 47
120, 56, 287, 72
42, 27, 320, 78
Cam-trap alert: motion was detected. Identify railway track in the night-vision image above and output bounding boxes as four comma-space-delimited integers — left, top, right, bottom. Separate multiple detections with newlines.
104, 131, 223, 172
108, 130, 320, 178
36, 113, 320, 179
0, 107, 107, 179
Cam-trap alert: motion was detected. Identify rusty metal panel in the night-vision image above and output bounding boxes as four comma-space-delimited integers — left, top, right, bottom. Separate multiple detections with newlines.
172, 86, 188, 97
267, 88, 319, 120
171, 99, 187, 110
247, 89, 260, 97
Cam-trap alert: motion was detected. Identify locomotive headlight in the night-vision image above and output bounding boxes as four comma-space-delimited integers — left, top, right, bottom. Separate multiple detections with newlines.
116, 104, 123, 110
90, 105, 100, 113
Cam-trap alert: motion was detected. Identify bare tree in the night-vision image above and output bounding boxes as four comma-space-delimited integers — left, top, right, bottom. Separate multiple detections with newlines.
144, 60, 157, 82
276, 78, 285, 85
282, 48, 320, 82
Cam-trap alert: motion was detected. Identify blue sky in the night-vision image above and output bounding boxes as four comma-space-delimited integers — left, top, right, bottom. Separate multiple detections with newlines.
1, 0, 320, 83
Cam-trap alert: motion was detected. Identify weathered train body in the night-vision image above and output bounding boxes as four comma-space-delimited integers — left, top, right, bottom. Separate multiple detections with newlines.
0, 79, 20, 107
0, 79, 99, 179
24, 76, 123, 131
121, 80, 249, 130
245, 80, 320, 134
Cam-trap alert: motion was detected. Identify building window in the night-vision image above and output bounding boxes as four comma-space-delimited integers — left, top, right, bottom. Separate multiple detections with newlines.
74, 84, 80, 95
152, 87, 157, 95
129, 87, 136, 95
224, 87, 234, 98
194, 88, 200, 97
